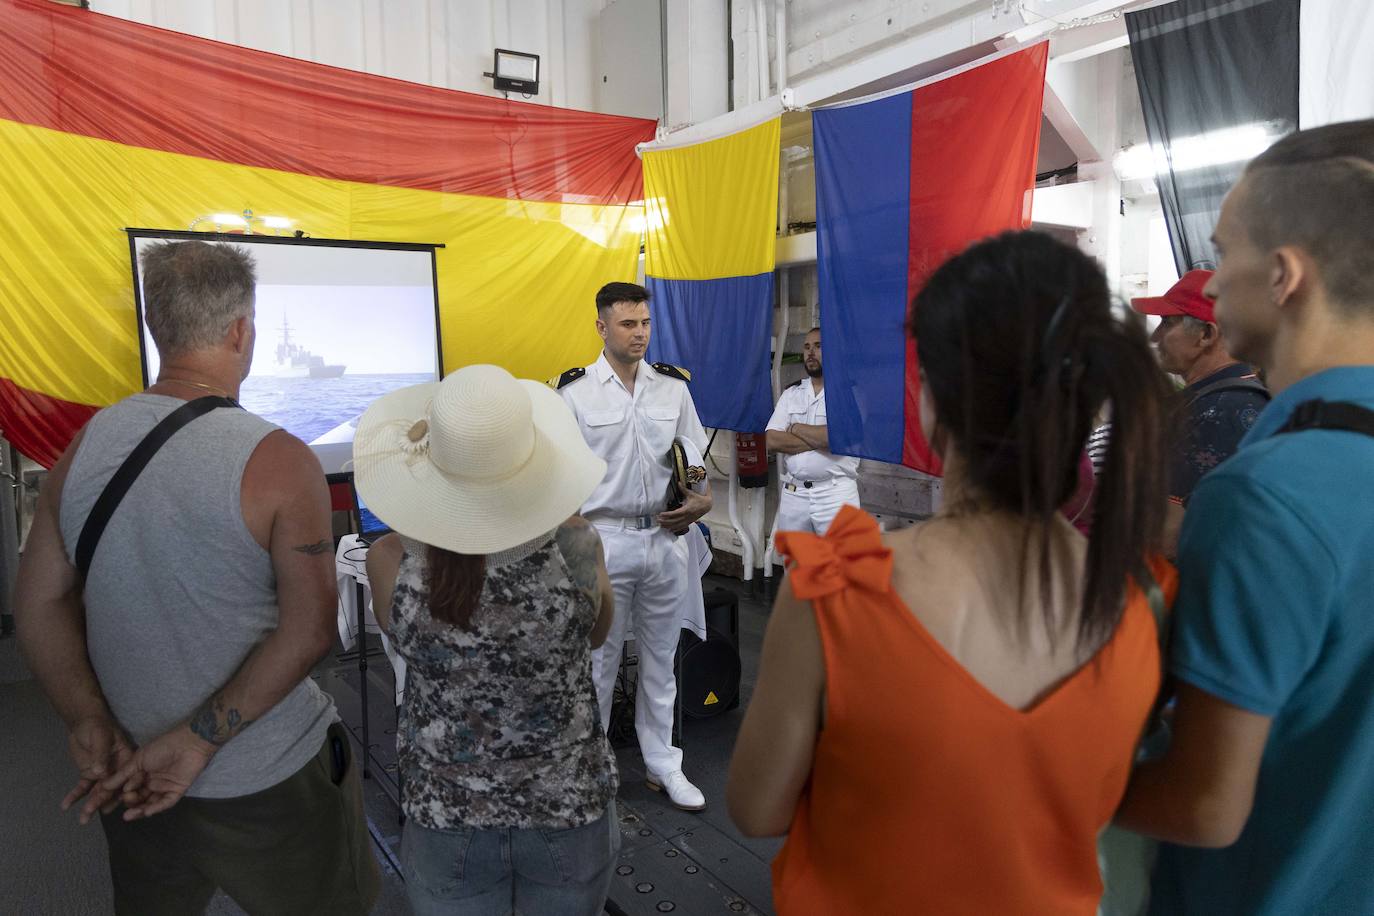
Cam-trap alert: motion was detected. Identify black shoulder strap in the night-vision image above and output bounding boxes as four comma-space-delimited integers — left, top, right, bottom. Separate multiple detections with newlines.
548, 366, 586, 390
1275, 399, 1374, 439
1187, 375, 1270, 406
652, 362, 692, 383
76, 396, 238, 578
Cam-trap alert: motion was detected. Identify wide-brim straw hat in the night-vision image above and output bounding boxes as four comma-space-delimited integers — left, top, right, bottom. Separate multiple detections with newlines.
352, 364, 606, 555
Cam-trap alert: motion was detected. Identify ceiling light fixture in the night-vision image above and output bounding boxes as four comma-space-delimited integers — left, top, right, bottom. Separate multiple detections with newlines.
1114, 122, 1283, 182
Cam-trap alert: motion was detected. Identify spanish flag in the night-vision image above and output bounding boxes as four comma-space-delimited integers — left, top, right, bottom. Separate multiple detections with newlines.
0, 0, 655, 466
642, 118, 781, 433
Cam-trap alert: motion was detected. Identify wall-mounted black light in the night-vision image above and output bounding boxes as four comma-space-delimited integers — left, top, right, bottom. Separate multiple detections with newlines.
485, 48, 540, 95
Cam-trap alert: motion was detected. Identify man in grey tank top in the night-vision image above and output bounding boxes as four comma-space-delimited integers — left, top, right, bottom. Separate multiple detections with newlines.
14, 242, 378, 915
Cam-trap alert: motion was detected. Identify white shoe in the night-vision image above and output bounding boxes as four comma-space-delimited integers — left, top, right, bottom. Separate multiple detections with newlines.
646, 770, 706, 811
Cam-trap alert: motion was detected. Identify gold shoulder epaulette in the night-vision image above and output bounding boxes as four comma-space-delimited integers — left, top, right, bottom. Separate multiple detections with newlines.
651, 362, 691, 383
548, 366, 586, 390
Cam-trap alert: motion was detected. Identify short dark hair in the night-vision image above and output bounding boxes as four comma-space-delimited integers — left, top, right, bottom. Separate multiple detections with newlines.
1240, 119, 1374, 313
596, 282, 650, 314
910, 230, 1168, 652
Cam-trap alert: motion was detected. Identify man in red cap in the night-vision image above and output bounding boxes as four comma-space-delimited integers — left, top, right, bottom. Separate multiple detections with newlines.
1132, 269, 1269, 556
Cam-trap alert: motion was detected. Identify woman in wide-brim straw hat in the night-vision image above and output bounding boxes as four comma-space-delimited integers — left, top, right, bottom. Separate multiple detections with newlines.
354, 364, 619, 916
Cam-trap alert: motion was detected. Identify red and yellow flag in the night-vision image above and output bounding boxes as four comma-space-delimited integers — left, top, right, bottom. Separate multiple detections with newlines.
0, 0, 655, 465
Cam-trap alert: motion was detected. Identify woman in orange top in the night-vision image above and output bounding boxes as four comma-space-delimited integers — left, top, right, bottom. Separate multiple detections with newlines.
727, 230, 1175, 915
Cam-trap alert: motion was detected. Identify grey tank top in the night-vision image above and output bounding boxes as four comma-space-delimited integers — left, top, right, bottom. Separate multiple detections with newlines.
59, 394, 335, 798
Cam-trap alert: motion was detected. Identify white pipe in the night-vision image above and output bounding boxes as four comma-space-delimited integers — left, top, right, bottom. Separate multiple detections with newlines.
754, 0, 769, 101
659, 0, 669, 122
773, 270, 789, 402
774, 0, 787, 94
747, 486, 766, 580
727, 437, 754, 580
762, 512, 777, 581
746, 0, 760, 106
774, 144, 791, 402
765, 140, 792, 582
762, 265, 787, 583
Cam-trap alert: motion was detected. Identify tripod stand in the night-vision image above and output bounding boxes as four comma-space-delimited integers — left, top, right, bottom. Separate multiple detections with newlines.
607, 640, 687, 750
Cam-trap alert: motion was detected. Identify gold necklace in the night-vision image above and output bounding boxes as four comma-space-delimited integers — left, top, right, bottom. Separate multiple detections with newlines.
157, 377, 230, 398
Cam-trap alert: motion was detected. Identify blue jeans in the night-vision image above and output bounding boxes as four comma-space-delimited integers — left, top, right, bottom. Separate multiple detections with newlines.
401, 802, 620, 916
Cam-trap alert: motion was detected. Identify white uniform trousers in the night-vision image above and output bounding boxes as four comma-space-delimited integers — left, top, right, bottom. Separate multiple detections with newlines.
773, 476, 861, 537
591, 524, 691, 777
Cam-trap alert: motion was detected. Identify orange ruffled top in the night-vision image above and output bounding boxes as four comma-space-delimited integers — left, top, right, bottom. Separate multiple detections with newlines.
771, 506, 1174, 916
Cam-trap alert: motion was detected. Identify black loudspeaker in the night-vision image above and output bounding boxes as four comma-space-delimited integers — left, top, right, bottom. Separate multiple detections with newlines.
675, 588, 742, 718
703, 588, 740, 648
610, 589, 745, 746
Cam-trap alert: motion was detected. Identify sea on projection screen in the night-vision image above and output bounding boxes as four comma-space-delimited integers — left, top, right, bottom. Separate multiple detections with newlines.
132, 236, 441, 474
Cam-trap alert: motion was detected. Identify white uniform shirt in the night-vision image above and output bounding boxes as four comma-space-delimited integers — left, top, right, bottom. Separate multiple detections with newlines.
766, 380, 860, 483
560, 352, 708, 519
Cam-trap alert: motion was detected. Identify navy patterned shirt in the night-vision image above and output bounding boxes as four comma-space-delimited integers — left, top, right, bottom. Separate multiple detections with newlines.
1169, 363, 1269, 505
388, 531, 618, 830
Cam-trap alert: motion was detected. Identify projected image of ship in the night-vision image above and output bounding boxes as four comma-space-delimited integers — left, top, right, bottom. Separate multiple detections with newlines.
275, 316, 346, 379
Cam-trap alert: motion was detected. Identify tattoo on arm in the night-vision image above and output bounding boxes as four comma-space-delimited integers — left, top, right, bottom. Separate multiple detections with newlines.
189, 693, 253, 746
556, 520, 601, 601
292, 540, 331, 556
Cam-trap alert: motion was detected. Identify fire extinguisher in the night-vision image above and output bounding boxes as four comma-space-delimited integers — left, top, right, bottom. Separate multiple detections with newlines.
734, 432, 769, 489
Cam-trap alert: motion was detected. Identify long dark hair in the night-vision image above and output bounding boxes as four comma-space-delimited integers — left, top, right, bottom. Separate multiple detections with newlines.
910, 230, 1169, 650
426, 547, 486, 629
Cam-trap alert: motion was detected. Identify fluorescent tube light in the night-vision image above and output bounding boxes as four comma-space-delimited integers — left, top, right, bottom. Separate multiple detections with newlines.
1114, 122, 1282, 182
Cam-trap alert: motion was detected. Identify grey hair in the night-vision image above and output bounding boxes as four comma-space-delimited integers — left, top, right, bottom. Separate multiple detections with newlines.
1180, 315, 1212, 336
140, 241, 256, 357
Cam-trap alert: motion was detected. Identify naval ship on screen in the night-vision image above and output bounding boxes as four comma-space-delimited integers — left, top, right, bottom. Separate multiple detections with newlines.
275, 316, 345, 378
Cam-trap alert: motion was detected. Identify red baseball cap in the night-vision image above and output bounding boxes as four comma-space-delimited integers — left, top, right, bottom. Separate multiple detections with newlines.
1130, 269, 1216, 323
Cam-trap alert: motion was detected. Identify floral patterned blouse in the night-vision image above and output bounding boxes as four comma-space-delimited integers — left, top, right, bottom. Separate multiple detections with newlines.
388, 531, 617, 830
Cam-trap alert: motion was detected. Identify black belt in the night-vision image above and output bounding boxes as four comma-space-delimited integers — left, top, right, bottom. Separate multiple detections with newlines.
783, 481, 815, 492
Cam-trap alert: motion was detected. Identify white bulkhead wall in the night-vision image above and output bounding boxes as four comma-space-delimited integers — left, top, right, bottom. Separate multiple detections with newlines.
86, 0, 652, 116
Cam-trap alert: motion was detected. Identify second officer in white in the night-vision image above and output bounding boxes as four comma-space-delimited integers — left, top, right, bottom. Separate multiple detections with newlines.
765, 325, 860, 535
554, 282, 712, 811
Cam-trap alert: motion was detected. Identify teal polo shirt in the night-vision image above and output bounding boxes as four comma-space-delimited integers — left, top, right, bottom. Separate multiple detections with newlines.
1150, 367, 1374, 915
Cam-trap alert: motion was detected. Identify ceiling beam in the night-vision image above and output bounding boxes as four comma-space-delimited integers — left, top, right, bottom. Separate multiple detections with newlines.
1042, 81, 1104, 163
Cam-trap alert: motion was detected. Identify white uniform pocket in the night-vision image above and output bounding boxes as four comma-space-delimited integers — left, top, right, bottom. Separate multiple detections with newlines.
642, 406, 679, 458
583, 408, 627, 458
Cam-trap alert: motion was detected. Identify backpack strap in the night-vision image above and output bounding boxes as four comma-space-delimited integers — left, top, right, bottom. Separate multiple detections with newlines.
75, 396, 238, 578
1187, 375, 1270, 406
1275, 399, 1374, 438
1139, 567, 1168, 656
1133, 558, 1176, 761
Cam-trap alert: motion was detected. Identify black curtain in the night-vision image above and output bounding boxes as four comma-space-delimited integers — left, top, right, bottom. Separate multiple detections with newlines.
1126, 0, 1299, 274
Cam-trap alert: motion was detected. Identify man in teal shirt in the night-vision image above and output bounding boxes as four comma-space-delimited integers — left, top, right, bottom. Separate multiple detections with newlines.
1116, 120, 1374, 914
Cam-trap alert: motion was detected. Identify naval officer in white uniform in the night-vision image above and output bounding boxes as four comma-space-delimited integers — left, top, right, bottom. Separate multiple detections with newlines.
554, 281, 712, 811
765, 326, 860, 535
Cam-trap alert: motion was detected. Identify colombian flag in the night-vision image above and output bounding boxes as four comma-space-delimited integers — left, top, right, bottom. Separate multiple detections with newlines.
814, 43, 1049, 474
0, 0, 655, 466
642, 118, 780, 433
